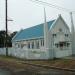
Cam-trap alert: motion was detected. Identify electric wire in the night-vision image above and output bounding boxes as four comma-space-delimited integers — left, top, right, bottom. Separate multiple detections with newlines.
30, 0, 75, 13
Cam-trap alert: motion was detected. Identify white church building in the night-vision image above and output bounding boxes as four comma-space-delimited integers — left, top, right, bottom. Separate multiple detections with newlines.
12, 13, 74, 59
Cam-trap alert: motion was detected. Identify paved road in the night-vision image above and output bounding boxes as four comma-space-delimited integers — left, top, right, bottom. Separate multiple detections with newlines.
0, 69, 13, 75
0, 64, 75, 75
14, 64, 75, 75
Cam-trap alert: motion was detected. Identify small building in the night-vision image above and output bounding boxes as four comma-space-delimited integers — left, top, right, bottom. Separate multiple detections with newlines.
12, 15, 72, 59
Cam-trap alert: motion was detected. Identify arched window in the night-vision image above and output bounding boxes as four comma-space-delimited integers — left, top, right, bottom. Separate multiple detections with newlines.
32, 42, 34, 49
28, 42, 30, 49
65, 34, 69, 37
41, 40, 44, 46
53, 34, 56, 38
36, 41, 39, 49
42, 39, 44, 46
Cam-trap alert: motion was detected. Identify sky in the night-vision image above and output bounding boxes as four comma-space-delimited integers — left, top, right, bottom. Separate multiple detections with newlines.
0, 0, 75, 32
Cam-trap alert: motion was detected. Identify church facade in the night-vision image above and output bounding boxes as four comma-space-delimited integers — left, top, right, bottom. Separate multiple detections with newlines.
12, 15, 72, 59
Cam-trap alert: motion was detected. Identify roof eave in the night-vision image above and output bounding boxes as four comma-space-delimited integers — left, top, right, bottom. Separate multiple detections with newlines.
12, 36, 44, 42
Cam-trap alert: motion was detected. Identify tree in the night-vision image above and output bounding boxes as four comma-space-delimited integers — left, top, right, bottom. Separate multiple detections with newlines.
0, 31, 5, 47
10, 31, 17, 38
0, 30, 17, 48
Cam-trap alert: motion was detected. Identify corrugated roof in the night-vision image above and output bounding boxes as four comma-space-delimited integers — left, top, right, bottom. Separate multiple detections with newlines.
12, 20, 55, 41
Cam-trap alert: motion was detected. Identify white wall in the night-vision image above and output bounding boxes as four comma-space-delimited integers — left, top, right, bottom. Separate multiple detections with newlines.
0, 48, 72, 59
54, 49, 72, 58
51, 18, 70, 34
0, 48, 6, 55
51, 18, 71, 43
72, 32, 75, 55
0, 48, 51, 59
50, 17, 71, 51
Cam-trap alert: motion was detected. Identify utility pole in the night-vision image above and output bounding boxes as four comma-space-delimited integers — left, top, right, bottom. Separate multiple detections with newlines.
70, 12, 75, 55
5, 0, 8, 56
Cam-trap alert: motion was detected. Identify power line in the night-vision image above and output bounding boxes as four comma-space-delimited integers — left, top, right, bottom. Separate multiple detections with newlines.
30, 0, 75, 13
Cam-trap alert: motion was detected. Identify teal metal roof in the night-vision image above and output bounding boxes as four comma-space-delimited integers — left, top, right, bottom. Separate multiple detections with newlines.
12, 20, 55, 41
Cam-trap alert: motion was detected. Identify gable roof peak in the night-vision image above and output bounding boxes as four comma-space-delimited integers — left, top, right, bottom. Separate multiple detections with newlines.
49, 14, 69, 31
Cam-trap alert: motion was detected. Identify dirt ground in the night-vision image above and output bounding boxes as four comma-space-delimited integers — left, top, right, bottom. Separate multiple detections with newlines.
0, 56, 75, 75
